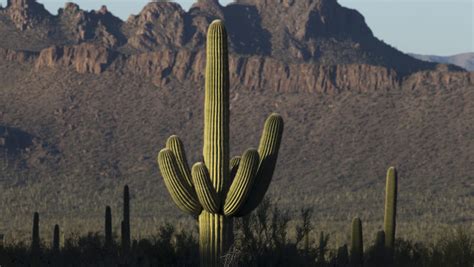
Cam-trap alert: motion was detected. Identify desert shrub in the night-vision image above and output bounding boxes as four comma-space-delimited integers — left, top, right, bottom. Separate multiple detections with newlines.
0, 203, 472, 266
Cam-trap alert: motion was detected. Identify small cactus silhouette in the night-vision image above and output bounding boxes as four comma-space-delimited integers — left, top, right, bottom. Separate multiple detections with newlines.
53, 224, 60, 253
350, 217, 363, 266
105, 206, 112, 248
31, 212, 40, 253
122, 185, 130, 252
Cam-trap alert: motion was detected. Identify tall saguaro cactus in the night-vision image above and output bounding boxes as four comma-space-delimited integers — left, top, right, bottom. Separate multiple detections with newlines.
157, 20, 284, 266
384, 167, 398, 252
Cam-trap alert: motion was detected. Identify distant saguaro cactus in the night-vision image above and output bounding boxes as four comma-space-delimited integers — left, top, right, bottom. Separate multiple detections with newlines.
336, 244, 349, 265
350, 217, 363, 266
122, 185, 130, 251
157, 20, 284, 266
105, 206, 112, 248
53, 224, 60, 253
373, 230, 386, 264
384, 167, 397, 252
31, 212, 40, 254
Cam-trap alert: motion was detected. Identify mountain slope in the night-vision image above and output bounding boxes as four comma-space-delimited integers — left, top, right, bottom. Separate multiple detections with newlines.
0, 0, 472, 241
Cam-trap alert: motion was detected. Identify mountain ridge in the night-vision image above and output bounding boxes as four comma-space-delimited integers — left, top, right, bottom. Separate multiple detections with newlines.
410, 52, 474, 71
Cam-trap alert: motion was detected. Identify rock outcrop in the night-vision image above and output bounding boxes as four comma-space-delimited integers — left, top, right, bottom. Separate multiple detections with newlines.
0, 47, 37, 63
126, 2, 187, 51
2, 0, 51, 30
35, 43, 117, 74
57, 3, 125, 48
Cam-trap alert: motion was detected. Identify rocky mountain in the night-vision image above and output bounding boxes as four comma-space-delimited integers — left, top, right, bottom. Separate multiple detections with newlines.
410, 52, 474, 71
0, 0, 472, 240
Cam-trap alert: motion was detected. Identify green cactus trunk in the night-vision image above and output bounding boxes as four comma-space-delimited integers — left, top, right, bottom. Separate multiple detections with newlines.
157, 20, 284, 267
384, 167, 397, 252
199, 211, 233, 266
351, 217, 363, 266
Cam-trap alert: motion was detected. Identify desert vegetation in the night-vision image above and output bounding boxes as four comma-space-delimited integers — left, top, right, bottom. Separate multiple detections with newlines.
0, 197, 472, 266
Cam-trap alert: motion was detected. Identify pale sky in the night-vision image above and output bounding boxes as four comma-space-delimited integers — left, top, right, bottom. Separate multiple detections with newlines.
1, 0, 472, 56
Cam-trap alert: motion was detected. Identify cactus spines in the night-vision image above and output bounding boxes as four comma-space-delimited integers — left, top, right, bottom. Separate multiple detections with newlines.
105, 206, 112, 248
53, 224, 60, 253
157, 20, 284, 266
122, 185, 130, 251
384, 167, 397, 251
351, 217, 363, 266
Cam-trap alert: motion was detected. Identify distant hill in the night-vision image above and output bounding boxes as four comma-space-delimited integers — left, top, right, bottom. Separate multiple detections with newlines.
410, 52, 474, 71
0, 0, 472, 241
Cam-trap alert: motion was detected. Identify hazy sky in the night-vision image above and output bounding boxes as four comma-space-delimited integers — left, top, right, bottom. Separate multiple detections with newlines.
1, 0, 472, 56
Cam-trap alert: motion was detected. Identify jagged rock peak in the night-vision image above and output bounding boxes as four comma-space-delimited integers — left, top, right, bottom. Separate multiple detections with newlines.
96, 5, 109, 15
125, 1, 186, 51
4, 0, 51, 30
191, 0, 224, 18
235, 0, 317, 7
127, 1, 184, 23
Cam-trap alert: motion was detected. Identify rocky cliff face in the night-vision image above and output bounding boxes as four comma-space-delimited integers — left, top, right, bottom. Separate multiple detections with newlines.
35, 43, 118, 74
0, 0, 471, 92
0, 0, 460, 76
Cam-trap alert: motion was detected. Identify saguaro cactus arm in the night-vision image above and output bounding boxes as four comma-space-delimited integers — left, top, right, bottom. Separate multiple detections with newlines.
224, 149, 260, 216
236, 114, 284, 216
166, 135, 193, 188
192, 163, 219, 213
229, 156, 241, 180
158, 148, 202, 215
